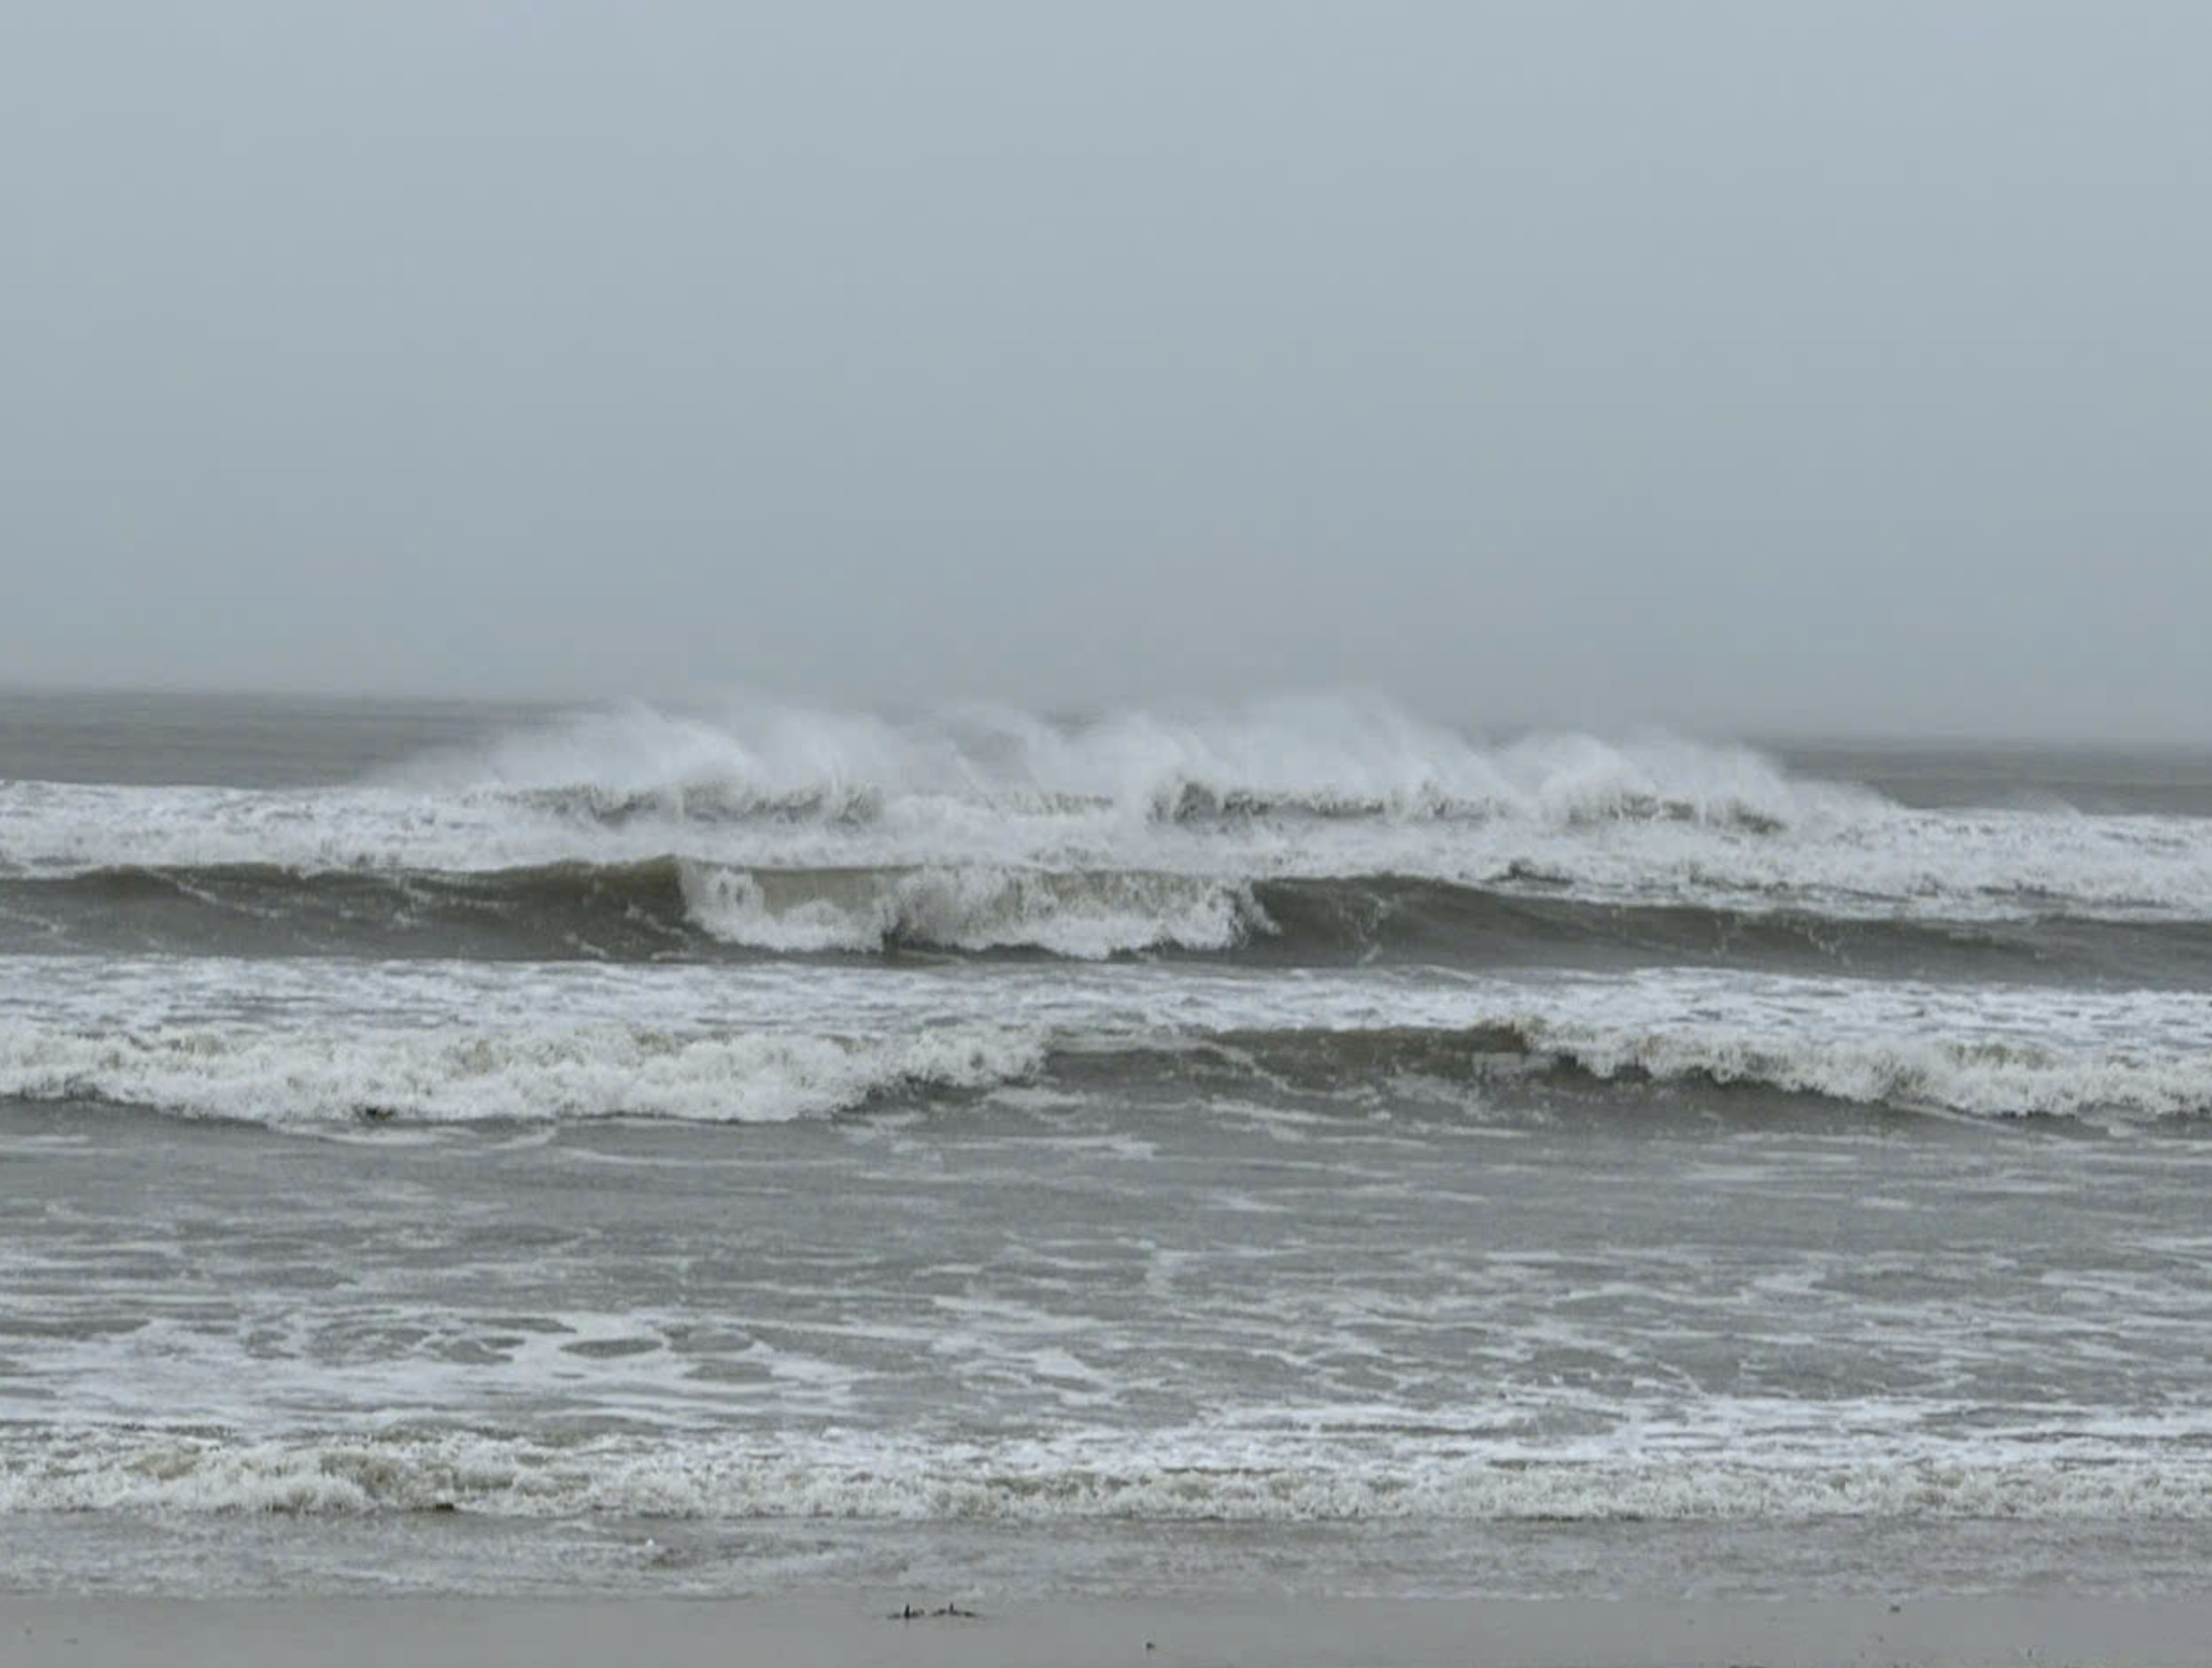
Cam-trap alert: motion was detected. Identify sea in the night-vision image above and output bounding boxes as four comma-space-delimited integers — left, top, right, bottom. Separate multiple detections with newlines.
4, 688, 2210, 1601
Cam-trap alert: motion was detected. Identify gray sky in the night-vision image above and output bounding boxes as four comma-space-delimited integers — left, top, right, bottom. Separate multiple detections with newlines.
5, 2, 2208, 740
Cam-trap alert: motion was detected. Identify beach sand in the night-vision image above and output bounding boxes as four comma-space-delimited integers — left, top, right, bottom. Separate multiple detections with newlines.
4, 1595, 2208, 1667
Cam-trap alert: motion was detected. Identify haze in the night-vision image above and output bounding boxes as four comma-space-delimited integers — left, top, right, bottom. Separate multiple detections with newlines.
5, 3, 2208, 742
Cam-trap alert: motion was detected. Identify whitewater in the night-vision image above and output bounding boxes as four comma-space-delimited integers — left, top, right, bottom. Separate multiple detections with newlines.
4, 690, 2210, 1600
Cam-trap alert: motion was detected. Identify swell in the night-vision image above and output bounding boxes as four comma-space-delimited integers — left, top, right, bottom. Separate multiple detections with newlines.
1251, 877, 2212, 986
5, 861, 2208, 986
0, 860, 705, 963
1058, 1024, 2212, 1126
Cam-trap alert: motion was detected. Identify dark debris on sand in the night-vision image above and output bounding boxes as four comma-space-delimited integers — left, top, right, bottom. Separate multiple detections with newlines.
891, 1602, 979, 1622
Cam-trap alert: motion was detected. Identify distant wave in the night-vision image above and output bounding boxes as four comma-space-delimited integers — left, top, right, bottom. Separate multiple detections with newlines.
4, 701, 2208, 930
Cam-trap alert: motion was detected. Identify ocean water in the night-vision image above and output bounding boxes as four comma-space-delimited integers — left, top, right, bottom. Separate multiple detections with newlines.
4, 690, 2211, 1599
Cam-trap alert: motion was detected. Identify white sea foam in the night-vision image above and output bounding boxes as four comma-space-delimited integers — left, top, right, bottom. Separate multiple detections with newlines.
8, 1425, 2212, 1522
4, 698, 2208, 923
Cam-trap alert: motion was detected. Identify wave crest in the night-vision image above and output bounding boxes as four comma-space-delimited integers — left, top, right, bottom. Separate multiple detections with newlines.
677, 863, 1266, 957
391, 696, 1858, 834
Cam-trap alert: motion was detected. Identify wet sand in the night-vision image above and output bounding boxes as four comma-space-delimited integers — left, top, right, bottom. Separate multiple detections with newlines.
6, 1595, 2209, 1667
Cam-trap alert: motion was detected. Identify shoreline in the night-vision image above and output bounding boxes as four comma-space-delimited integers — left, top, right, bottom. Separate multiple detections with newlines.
7, 1595, 2211, 1668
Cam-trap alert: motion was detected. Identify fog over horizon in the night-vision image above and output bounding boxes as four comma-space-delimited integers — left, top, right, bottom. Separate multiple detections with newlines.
5, 4, 2208, 744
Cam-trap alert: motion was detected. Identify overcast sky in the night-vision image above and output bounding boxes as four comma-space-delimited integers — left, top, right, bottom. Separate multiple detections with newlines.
4, 3, 2208, 739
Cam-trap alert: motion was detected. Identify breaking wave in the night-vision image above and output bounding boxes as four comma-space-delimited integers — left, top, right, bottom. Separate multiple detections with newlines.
3, 992, 2202, 1127
0, 1018, 1048, 1126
